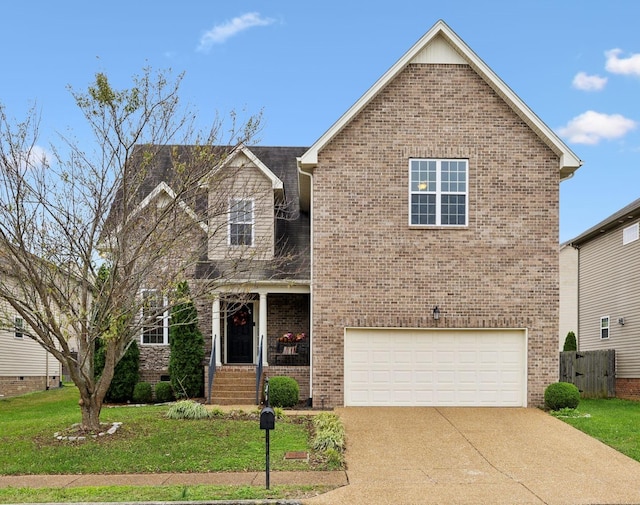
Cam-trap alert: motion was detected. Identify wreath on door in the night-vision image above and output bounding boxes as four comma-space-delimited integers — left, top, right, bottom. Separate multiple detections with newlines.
232, 308, 249, 326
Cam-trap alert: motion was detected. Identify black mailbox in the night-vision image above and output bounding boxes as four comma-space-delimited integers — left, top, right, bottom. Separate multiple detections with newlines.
260, 406, 275, 430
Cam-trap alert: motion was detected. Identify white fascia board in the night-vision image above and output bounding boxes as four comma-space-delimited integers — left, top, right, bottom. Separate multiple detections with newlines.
209, 144, 283, 191
298, 20, 582, 178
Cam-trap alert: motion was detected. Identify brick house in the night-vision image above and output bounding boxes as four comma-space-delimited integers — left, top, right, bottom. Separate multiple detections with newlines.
133, 20, 581, 407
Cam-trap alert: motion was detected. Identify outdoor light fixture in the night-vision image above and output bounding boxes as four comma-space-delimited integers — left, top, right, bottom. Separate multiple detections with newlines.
433, 306, 440, 320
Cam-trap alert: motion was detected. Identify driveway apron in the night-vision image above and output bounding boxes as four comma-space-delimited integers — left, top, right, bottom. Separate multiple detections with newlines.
305, 407, 640, 505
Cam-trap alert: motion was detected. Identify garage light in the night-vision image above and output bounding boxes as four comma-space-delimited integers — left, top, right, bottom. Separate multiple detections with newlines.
433, 306, 440, 320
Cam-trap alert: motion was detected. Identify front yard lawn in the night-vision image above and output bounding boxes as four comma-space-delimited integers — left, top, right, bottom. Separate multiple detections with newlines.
0, 384, 332, 474
552, 398, 640, 462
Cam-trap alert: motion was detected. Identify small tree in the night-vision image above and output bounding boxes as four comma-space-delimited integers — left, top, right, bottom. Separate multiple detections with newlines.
95, 337, 140, 403
168, 281, 204, 398
563, 331, 577, 352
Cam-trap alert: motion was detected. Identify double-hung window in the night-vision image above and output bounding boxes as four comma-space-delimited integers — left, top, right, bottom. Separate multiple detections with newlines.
229, 199, 254, 246
141, 290, 169, 345
600, 316, 610, 340
410, 159, 468, 227
14, 317, 24, 339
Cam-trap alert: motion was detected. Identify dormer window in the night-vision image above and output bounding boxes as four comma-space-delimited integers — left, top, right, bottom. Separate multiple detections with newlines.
229, 198, 254, 246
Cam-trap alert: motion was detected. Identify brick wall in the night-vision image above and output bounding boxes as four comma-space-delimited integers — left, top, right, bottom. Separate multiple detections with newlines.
312, 64, 559, 407
616, 378, 640, 400
0, 375, 59, 398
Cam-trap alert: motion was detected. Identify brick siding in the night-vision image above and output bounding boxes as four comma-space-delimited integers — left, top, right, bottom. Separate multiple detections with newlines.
616, 378, 640, 400
311, 64, 560, 407
0, 375, 60, 398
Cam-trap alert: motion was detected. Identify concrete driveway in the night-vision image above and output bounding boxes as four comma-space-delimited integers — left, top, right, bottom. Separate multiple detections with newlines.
305, 407, 640, 505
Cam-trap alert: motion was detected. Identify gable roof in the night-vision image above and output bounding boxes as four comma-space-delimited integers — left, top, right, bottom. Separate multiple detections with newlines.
297, 20, 582, 180
567, 197, 640, 247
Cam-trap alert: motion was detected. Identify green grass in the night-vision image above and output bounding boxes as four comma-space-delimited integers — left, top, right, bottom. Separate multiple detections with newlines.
552, 398, 640, 462
0, 484, 334, 503
0, 384, 342, 503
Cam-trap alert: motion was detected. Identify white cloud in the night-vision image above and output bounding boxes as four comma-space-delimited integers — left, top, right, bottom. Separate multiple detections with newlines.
605, 48, 640, 76
572, 72, 607, 91
18, 145, 50, 170
197, 12, 275, 53
557, 110, 637, 145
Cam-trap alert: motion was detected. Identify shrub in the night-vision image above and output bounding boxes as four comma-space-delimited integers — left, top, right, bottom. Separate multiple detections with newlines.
267, 376, 299, 408
544, 382, 580, 410
563, 331, 577, 352
166, 400, 210, 420
132, 381, 153, 404
169, 282, 205, 399
94, 339, 140, 403
312, 412, 345, 452
155, 381, 174, 403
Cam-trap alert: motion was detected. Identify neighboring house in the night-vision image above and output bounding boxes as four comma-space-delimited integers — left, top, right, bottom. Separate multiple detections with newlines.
559, 243, 578, 350
564, 197, 640, 400
0, 283, 62, 398
130, 20, 581, 408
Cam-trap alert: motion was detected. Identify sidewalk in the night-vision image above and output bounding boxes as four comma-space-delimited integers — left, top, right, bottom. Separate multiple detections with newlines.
0, 471, 348, 489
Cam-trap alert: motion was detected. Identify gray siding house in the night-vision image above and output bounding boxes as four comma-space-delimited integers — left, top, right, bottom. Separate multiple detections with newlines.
565, 197, 640, 400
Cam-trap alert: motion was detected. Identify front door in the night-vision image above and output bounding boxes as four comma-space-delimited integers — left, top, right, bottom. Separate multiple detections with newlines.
226, 304, 254, 363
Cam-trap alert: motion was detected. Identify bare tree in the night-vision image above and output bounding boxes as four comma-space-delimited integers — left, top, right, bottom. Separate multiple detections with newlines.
0, 69, 276, 431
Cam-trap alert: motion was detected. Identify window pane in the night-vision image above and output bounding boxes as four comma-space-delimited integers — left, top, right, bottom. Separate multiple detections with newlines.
411, 194, 435, 225
143, 291, 164, 344
230, 223, 252, 245
441, 195, 466, 225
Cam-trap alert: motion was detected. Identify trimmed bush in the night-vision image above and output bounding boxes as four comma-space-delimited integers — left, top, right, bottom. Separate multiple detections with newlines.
544, 382, 580, 410
267, 376, 299, 408
166, 400, 210, 420
169, 282, 205, 399
94, 339, 140, 403
155, 381, 174, 403
563, 331, 577, 352
132, 381, 153, 404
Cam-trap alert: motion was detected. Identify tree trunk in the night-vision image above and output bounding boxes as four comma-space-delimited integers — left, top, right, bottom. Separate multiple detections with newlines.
78, 390, 104, 432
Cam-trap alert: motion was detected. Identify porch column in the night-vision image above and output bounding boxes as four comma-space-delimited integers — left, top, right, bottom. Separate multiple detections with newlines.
259, 292, 268, 366
212, 296, 222, 366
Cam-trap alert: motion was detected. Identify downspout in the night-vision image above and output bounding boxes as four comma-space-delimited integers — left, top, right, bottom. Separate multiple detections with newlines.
297, 161, 314, 404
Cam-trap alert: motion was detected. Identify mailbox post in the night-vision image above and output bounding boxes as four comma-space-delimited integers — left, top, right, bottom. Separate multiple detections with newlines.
259, 378, 275, 489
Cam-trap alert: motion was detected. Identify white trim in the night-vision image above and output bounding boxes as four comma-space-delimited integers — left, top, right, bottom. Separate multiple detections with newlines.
140, 289, 170, 345
600, 316, 610, 340
207, 144, 284, 191
298, 20, 581, 179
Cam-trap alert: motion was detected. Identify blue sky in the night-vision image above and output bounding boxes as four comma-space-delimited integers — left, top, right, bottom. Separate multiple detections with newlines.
1, 1, 638, 243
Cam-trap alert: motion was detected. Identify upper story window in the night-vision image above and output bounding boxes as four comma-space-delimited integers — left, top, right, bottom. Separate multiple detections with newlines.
409, 159, 468, 227
229, 199, 254, 246
141, 290, 169, 345
623, 223, 639, 245
14, 317, 24, 339
600, 316, 610, 340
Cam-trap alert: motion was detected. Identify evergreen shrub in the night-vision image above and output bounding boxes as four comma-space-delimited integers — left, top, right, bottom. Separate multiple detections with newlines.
544, 382, 580, 410
133, 381, 153, 404
268, 376, 299, 408
155, 381, 174, 403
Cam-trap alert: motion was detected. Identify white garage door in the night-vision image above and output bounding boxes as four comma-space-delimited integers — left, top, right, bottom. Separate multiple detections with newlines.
344, 328, 527, 407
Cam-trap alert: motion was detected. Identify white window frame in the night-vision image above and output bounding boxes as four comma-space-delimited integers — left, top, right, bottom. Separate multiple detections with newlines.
141, 289, 170, 345
228, 198, 254, 246
600, 316, 610, 340
14, 317, 24, 339
409, 158, 468, 227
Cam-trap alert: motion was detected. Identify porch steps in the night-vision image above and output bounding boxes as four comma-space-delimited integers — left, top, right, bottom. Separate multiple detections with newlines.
210, 367, 262, 405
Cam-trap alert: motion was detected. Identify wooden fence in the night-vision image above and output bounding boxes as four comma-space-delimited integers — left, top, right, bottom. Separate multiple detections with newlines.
559, 350, 616, 398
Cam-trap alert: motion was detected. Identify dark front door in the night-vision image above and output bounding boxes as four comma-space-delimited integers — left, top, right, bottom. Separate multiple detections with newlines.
227, 305, 254, 363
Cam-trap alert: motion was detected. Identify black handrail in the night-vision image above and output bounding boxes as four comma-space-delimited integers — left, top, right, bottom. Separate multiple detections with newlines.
256, 334, 263, 405
207, 335, 217, 404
